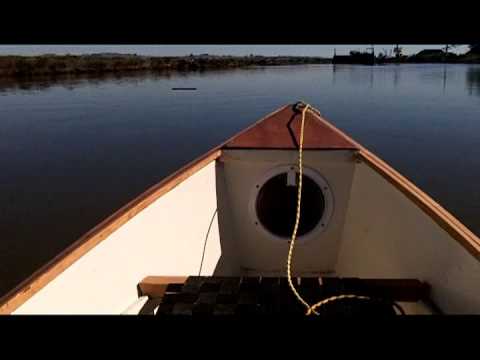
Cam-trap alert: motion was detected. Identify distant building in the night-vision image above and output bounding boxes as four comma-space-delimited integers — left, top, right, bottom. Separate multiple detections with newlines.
195, 53, 213, 59
333, 50, 375, 65
409, 49, 456, 63
89, 53, 139, 58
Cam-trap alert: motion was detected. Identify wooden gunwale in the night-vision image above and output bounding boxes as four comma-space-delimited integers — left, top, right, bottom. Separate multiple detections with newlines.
2, 103, 479, 314
0, 105, 290, 314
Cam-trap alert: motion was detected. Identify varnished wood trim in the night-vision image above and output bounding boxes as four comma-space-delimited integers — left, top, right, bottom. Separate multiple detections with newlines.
223, 103, 358, 150
223, 147, 356, 151
138, 276, 188, 298
357, 149, 480, 260
307, 106, 364, 149
0, 104, 292, 314
0, 150, 221, 314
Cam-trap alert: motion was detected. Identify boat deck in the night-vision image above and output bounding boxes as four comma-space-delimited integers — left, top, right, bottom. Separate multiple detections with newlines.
136, 276, 436, 316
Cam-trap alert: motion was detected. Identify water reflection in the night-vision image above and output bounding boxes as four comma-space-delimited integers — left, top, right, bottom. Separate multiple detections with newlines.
3, 65, 480, 96
466, 67, 480, 96
370, 66, 373, 88
0, 71, 157, 93
393, 65, 400, 88
332, 64, 336, 85
0, 67, 260, 93
443, 65, 447, 93
327, 64, 376, 88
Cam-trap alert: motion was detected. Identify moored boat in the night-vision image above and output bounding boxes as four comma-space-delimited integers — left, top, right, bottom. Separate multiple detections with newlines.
1, 102, 479, 315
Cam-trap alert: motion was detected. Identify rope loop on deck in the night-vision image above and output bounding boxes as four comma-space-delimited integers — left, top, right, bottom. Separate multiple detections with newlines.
286, 101, 370, 316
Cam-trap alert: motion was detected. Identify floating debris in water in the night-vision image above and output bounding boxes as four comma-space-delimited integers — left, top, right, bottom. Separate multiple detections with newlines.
172, 87, 197, 91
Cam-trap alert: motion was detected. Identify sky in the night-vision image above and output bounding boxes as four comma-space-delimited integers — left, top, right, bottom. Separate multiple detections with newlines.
0, 45, 471, 57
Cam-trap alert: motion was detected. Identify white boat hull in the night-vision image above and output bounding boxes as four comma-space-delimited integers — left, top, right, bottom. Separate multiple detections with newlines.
2, 103, 479, 315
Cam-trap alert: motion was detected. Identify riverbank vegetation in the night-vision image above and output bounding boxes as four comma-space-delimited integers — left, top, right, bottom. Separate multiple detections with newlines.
1, 46, 479, 78
0, 54, 330, 77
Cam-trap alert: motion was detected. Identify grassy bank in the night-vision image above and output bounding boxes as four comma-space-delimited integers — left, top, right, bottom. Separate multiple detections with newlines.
0, 54, 331, 77
1, 53, 479, 78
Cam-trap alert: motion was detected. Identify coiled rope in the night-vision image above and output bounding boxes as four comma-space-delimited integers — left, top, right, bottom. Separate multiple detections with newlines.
286, 102, 370, 316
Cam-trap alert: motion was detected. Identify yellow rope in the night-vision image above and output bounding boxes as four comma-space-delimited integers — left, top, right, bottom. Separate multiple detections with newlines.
286, 103, 313, 313
286, 102, 370, 316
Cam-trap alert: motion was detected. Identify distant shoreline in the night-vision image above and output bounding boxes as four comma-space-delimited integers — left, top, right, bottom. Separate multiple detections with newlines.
0, 54, 331, 78
1, 53, 479, 78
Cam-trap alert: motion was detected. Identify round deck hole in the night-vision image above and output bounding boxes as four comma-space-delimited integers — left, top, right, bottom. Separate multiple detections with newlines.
255, 172, 325, 238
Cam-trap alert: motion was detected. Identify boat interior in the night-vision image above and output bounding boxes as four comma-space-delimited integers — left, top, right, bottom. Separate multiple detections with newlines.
2, 102, 480, 315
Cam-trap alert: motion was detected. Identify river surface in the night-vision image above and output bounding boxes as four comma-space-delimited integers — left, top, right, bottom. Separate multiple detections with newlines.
1, 64, 480, 297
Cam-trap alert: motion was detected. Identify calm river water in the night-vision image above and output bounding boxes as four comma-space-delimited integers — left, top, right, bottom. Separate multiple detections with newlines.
1, 64, 480, 297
